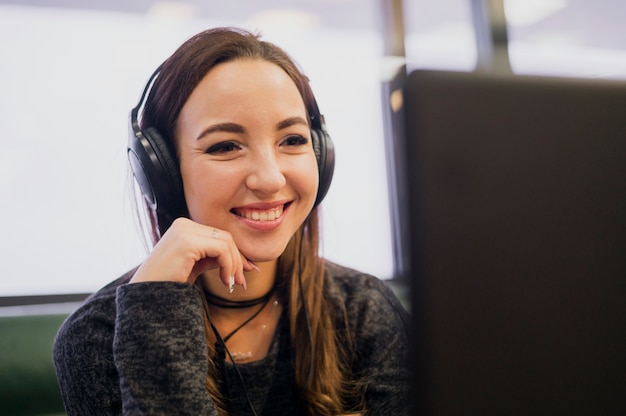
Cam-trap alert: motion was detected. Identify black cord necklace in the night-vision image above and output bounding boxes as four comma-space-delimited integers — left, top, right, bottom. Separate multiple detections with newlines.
204, 285, 275, 309
222, 294, 274, 343
204, 285, 277, 342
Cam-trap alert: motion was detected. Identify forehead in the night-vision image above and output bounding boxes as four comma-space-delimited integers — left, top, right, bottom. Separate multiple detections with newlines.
175, 59, 310, 143
182, 59, 307, 119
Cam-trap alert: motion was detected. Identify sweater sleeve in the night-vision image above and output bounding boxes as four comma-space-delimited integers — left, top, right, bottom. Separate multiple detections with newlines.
53, 284, 124, 415
53, 279, 218, 415
113, 282, 218, 415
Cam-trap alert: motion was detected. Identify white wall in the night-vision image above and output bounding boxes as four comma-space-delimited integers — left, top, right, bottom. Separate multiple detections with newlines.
0, 5, 393, 295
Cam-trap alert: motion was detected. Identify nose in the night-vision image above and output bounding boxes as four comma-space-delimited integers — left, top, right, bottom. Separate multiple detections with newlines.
245, 150, 286, 196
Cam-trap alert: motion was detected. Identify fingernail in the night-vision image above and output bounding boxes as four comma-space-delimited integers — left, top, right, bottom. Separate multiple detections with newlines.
249, 261, 260, 273
242, 277, 248, 291
229, 276, 235, 294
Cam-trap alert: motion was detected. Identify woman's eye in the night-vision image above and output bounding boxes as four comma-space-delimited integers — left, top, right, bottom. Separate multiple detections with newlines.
206, 141, 240, 154
283, 135, 309, 147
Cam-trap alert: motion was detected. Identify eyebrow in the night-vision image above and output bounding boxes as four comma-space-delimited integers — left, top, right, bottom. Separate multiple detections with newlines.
277, 116, 310, 131
195, 117, 310, 141
195, 122, 244, 141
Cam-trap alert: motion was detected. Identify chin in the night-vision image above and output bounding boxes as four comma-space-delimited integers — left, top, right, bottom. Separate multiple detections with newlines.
243, 251, 282, 263
241, 242, 289, 263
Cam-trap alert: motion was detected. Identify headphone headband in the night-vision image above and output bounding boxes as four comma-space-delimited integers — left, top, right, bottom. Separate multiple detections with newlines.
129, 64, 162, 146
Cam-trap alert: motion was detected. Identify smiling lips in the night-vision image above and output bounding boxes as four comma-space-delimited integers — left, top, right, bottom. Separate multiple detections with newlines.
234, 204, 285, 222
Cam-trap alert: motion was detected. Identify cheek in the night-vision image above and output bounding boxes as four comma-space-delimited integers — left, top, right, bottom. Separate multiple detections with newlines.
291, 154, 320, 203
180, 163, 231, 218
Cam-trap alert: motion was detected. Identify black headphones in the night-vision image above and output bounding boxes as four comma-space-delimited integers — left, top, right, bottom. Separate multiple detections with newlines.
128, 65, 335, 231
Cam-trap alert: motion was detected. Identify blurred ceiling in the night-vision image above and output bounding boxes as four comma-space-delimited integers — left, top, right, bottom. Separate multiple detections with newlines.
0, 0, 382, 31
1, 0, 624, 51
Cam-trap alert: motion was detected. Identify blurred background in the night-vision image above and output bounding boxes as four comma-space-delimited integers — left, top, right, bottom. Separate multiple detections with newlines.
1, 0, 625, 297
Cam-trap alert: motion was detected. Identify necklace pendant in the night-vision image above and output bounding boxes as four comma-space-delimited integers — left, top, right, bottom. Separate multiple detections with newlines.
231, 351, 253, 362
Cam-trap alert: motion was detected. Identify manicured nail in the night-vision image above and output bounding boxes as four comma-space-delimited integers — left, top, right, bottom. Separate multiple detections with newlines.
229, 276, 235, 294
242, 277, 248, 291
249, 261, 260, 273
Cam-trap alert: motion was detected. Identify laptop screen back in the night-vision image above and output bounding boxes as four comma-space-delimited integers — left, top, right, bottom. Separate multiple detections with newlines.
403, 70, 626, 415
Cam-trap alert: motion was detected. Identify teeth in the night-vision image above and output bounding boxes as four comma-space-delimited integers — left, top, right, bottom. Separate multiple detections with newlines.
239, 206, 283, 222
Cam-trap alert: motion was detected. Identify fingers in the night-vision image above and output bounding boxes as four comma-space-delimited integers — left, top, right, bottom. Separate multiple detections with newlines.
132, 218, 248, 292
244, 258, 261, 273
206, 227, 247, 291
188, 225, 249, 293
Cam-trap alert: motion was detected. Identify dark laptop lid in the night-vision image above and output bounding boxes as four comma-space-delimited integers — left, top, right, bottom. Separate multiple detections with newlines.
403, 69, 626, 415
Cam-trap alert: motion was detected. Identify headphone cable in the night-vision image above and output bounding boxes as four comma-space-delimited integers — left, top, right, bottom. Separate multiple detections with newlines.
200, 287, 259, 416
298, 233, 315, 390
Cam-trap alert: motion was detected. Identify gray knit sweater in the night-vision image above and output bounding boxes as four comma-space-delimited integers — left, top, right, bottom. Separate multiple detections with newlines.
53, 261, 411, 415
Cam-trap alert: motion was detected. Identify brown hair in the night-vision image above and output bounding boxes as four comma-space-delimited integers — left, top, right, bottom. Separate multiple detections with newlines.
139, 27, 365, 415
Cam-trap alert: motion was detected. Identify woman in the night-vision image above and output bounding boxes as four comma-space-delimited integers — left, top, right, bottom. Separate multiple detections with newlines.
53, 27, 411, 415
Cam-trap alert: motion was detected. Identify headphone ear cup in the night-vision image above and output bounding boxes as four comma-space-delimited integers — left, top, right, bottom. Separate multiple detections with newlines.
127, 126, 185, 220
311, 128, 335, 207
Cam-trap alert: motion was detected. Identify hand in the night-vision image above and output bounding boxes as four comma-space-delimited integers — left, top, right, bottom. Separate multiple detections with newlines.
130, 218, 253, 290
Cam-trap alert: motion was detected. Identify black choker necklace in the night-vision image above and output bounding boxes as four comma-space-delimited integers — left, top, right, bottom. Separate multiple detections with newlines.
204, 285, 276, 309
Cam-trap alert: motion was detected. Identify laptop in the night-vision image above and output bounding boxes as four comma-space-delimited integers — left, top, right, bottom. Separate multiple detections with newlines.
402, 69, 626, 415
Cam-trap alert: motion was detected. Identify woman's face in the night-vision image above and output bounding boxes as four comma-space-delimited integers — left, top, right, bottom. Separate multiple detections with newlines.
175, 59, 319, 262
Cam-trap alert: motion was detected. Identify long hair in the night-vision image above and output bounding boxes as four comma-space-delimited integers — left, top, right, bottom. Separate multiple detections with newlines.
137, 27, 365, 415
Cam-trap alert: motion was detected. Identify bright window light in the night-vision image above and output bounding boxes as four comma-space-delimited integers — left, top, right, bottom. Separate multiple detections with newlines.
0, 4, 392, 296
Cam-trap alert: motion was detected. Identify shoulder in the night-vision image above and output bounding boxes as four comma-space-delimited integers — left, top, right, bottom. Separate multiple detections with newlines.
323, 260, 410, 333
54, 268, 135, 352
60, 268, 135, 329
323, 261, 413, 414
323, 260, 407, 313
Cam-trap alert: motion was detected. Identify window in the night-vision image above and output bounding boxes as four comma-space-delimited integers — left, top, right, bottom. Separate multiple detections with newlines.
0, 1, 394, 296
1, 0, 623, 297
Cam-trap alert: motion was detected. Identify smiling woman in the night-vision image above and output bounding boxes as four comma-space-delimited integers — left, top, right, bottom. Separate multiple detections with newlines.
52, 27, 411, 416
